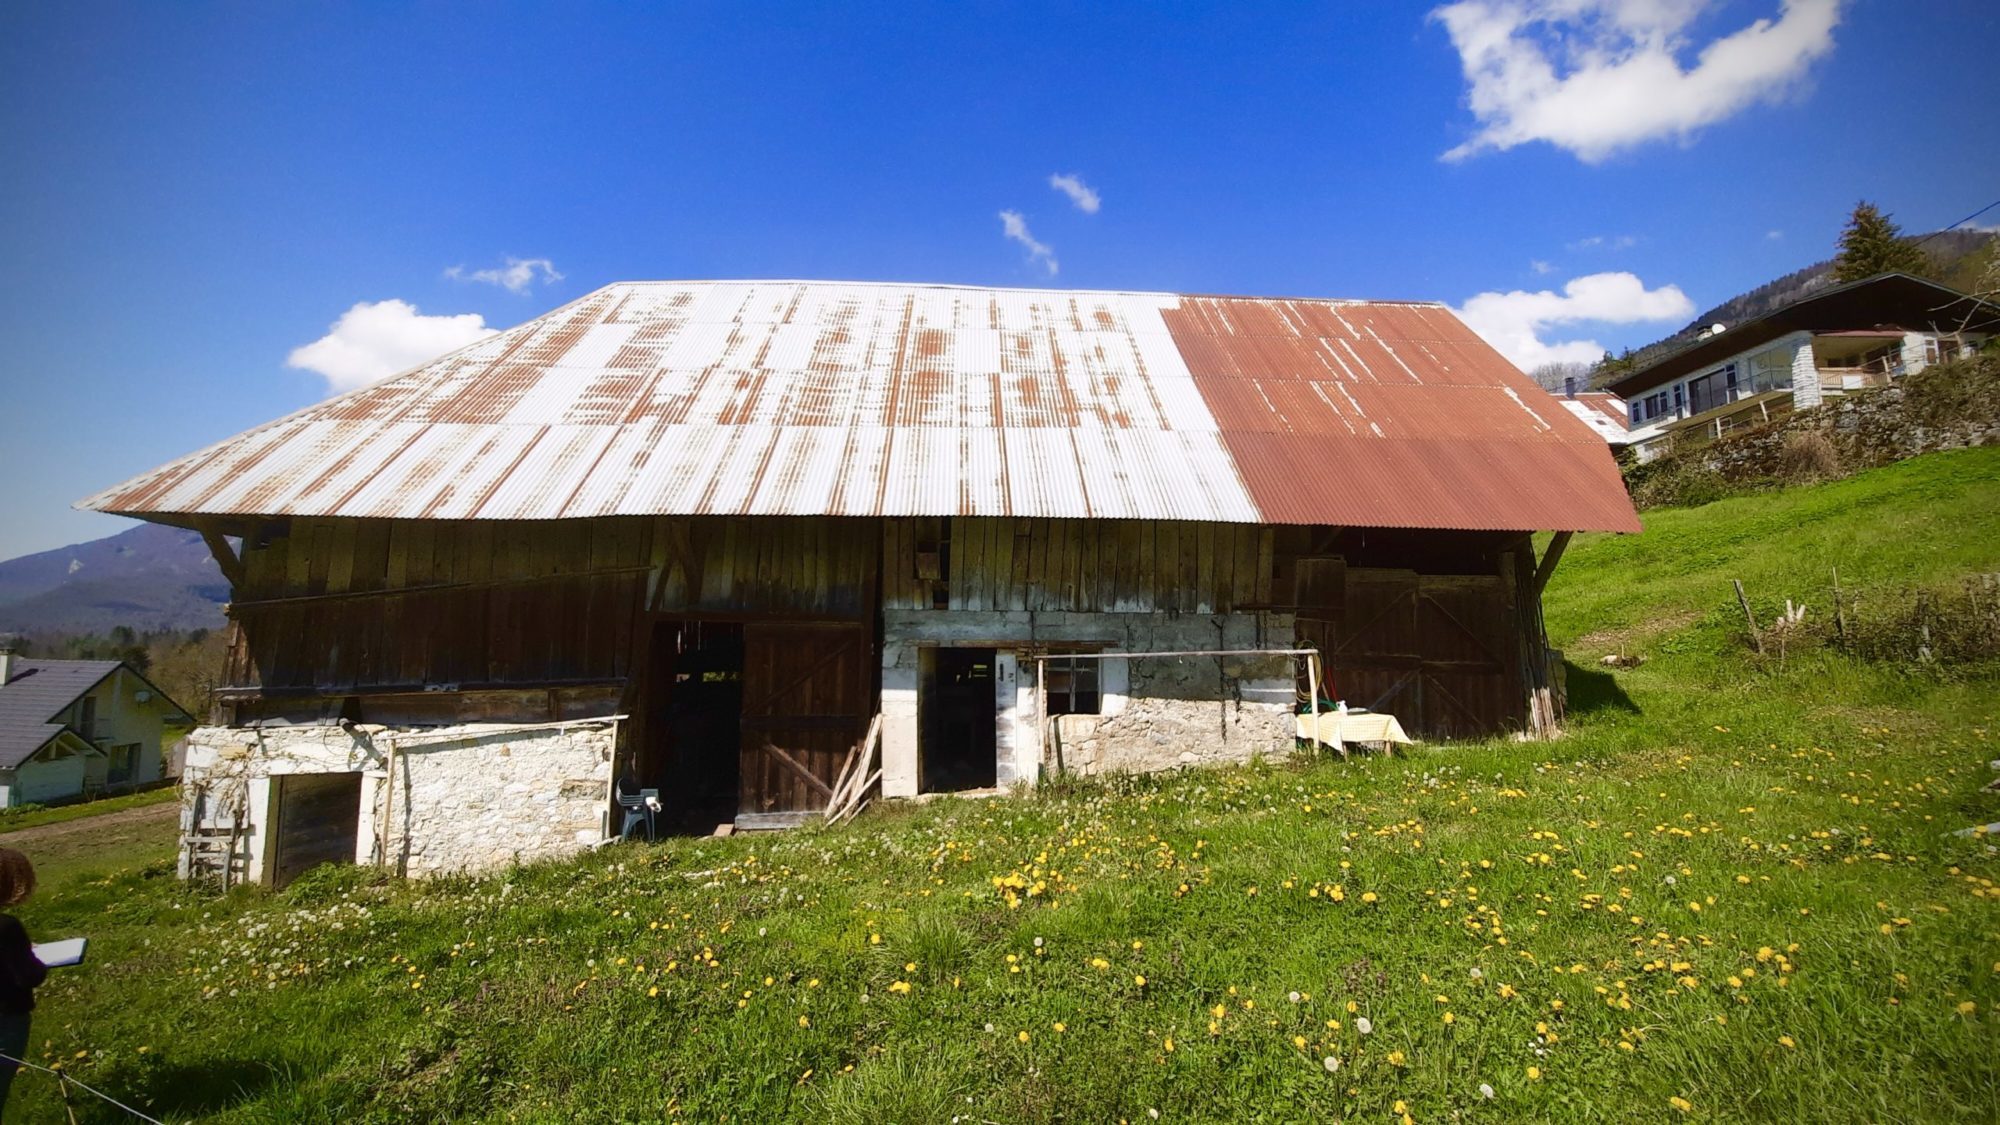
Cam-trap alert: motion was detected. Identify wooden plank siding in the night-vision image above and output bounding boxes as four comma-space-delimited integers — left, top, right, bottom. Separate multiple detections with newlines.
225, 515, 879, 698
880, 518, 1278, 615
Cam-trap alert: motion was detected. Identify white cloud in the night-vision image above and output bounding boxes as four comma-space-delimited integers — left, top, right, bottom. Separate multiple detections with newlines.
287, 299, 498, 394
445, 256, 564, 294
1766, 228, 1785, 240
1433, 0, 1844, 163
1048, 172, 1102, 214
1455, 271, 1695, 370
1530, 259, 1555, 274
1568, 234, 1638, 251
999, 210, 1059, 276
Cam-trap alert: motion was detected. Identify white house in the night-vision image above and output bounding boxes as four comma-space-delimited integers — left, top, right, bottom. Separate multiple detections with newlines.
1610, 273, 1996, 463
0, 650, 191, 806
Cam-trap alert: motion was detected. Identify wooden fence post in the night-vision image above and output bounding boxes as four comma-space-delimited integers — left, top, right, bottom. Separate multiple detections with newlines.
1732, 579, 1764, 654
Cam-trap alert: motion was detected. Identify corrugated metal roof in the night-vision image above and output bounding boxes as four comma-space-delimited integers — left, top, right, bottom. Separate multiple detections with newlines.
1558, 393, 1631, 443
81, 280, 1640, 533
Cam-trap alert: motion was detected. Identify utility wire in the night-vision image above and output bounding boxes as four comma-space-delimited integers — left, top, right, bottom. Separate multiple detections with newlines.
0, 1052, 165, 1124
1913, 197, 2000, 246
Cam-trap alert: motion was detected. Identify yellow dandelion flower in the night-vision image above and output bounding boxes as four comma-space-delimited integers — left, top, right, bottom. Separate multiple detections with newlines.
1957, 1001, 1977, 1015
1053, 1022, 1066, 1033
1670, 1095, 1693, 1113
1135, 974, 1147, 987
799, 1015, 811, 1027
1778, 1035, 1794, 1048
1387, 1050, 1407, 1067
1163, 1036, 1175, 1052
1527, 1065, 1542, 1080
1018, 1030, 1030, 1043
1361, 891, 1379, 904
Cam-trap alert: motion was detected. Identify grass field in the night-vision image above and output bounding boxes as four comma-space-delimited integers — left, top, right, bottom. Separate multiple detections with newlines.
0, 785, 178, 835
11, 448, 2000, 1123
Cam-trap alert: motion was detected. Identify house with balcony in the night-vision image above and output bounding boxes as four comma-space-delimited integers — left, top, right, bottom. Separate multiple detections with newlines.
0, 648, 191, 806
1609, 273, 1998, 463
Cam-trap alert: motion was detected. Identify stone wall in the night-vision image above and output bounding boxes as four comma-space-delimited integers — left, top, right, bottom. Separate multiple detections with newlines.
1628, 354, 2000, 505
180, 719, 617, 881
1054, 647, 1296, 776
879, 609, 1296, 795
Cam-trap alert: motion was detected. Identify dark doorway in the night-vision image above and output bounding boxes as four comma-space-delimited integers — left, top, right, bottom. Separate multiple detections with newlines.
270, 773, 362, 888
920, 647, 997, 792
642, 621, 744, 832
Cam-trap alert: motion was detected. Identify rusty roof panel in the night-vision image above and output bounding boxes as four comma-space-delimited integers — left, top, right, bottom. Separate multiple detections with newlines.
81, 280, 1638, 533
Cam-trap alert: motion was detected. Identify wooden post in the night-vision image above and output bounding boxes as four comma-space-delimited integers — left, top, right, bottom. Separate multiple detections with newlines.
1732, 579, 1764, 654
1533, 532, 1573, 596
1036, 656, 1062, 778
1832, 567, 1846, 645
196, 519, 246, 589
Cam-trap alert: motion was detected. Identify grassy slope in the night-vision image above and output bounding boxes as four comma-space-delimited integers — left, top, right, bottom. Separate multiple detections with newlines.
0, 786, 178, 834
13, 450, 2000, 1124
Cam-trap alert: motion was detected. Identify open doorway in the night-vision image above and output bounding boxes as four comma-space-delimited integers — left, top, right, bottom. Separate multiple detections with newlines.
919, 647, 997, 792
641, 621, 744, 833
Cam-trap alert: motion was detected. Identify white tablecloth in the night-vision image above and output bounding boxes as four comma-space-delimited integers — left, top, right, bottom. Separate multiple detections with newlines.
1295, 710, 1414, 749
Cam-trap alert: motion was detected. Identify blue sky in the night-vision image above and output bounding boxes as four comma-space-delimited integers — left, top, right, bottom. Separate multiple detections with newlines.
2, 1, 1995, 559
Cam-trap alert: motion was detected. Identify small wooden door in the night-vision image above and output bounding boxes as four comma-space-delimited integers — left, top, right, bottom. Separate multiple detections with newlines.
270, 773, 362, 888
738, 623, 870, 815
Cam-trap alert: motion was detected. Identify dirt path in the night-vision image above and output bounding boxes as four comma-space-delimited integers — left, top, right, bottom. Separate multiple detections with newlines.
0, 800, 177, 863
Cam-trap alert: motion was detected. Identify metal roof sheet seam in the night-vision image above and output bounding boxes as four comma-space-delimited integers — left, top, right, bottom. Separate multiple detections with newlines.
81, 280, 1642, 534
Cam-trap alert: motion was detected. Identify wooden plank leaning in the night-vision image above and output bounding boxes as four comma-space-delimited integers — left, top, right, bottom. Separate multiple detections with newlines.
824, 714, 883, 823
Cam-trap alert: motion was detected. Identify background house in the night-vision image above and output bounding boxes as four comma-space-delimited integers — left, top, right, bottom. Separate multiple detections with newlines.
0, 649, 190, 806
1610, 273, 1997, 462
82, 279, 1639, 884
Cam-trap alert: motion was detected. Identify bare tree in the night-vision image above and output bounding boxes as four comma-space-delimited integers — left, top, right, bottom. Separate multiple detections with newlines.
1526, 360, 1596, 394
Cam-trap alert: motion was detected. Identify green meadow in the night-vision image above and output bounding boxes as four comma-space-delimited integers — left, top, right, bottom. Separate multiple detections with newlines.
13, 448, 1999, 1122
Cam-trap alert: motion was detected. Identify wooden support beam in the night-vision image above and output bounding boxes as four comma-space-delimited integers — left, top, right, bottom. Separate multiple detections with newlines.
1532, 531, 1573, 596
197, 522, 245, 589
762, 740, 834, 799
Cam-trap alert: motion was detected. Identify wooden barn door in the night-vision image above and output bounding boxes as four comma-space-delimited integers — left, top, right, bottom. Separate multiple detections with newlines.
1322, 569, 1524, 738
738, 623, 869, 817
1412, 576, 1523, 737
270, 773, 362, 888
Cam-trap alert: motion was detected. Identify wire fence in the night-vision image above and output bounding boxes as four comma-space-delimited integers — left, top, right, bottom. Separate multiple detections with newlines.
0, 1051, 164, 1124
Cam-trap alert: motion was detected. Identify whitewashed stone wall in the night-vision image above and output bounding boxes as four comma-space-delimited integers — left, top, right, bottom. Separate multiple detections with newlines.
180, 720, 616, 882
1054, 647, 1295, 777
880, 609, 1296, 795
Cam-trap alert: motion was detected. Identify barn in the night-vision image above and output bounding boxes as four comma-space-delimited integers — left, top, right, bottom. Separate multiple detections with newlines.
82, 280, 1639, 882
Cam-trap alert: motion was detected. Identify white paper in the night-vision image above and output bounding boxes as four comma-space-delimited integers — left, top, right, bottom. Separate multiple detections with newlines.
31, 937, 85, 968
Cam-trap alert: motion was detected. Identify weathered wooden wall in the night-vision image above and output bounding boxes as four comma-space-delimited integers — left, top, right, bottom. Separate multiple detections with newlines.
224, 515, 878, 704
881, 517, 1275, 613
212, 512, 1549, 741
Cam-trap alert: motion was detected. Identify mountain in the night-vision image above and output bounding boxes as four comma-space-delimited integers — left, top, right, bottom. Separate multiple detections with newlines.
0, 522, 230, 635
1604, 228, 1997, 380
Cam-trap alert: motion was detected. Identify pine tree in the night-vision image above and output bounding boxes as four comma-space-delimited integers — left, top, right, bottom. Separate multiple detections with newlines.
1833, 201, 1932, 282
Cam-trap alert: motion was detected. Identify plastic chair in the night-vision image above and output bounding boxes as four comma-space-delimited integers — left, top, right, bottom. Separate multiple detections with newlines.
615, 777, 661, 841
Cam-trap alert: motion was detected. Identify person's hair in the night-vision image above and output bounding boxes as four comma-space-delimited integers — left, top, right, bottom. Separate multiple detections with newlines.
0, 849, 35, 908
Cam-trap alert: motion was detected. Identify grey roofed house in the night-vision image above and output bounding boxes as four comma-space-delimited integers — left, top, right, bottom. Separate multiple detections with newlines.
0, 652, 190, 806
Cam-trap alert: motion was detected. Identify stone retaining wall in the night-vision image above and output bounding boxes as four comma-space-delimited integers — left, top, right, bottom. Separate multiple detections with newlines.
1629, 356, 2000, 503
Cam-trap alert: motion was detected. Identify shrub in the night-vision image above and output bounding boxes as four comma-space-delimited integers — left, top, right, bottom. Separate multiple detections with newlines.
1775, 429, 1842, 483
